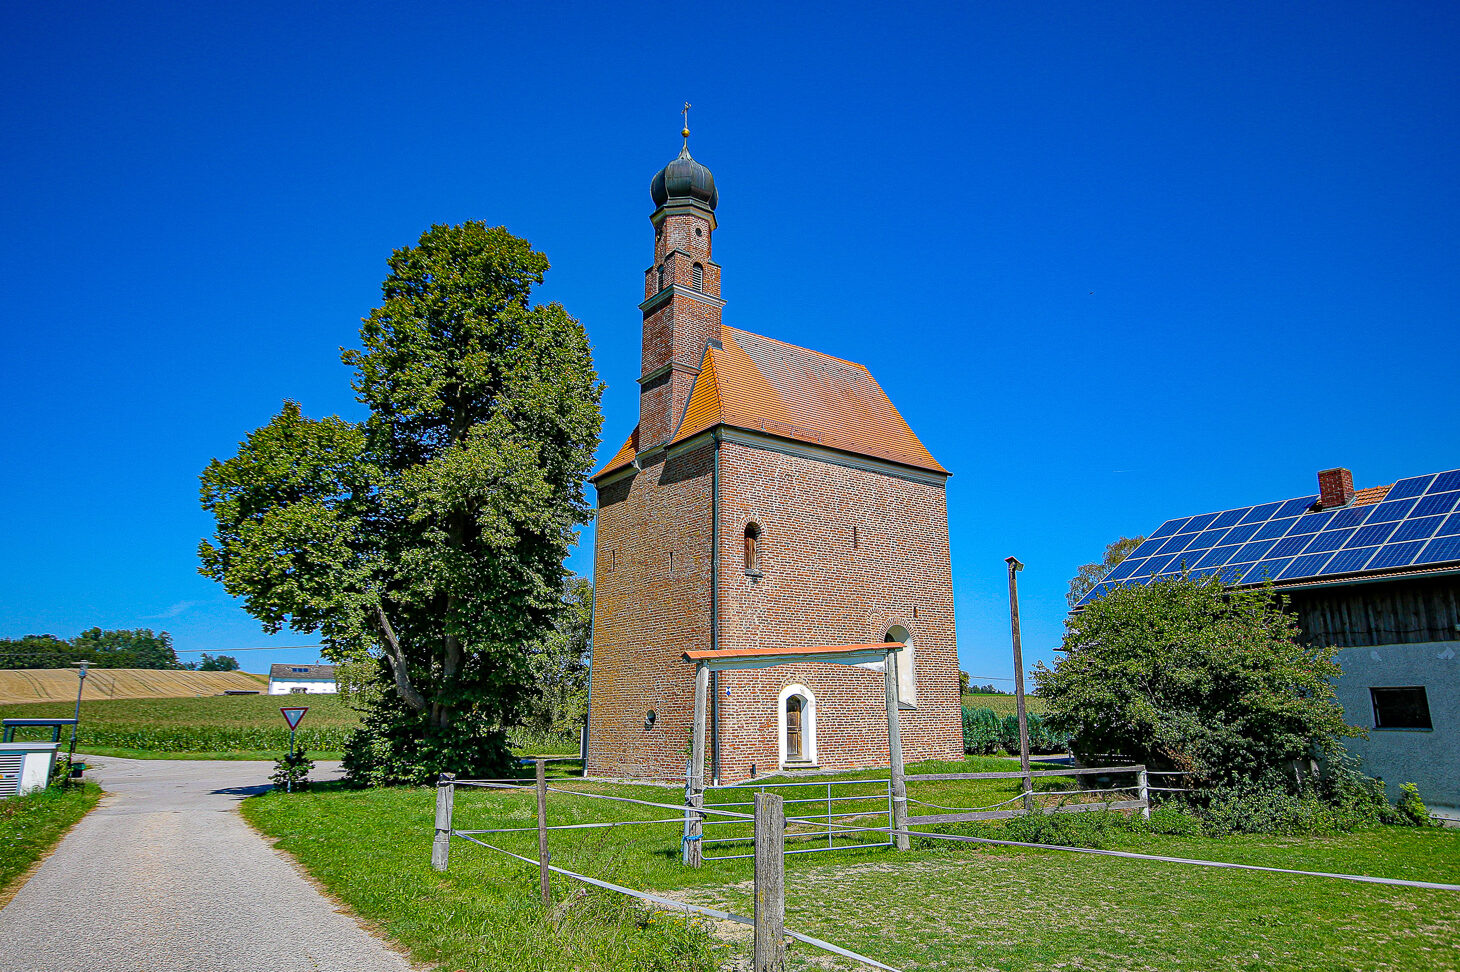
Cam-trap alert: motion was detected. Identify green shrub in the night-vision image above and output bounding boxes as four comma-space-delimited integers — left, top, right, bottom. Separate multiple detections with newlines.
1395, 783, 1433, 826
1139, 805, 1205, 837
962, 706, 1002, 755
341, 692, 514, 786
270, 750, 315, 791
994, 807, 1132, 848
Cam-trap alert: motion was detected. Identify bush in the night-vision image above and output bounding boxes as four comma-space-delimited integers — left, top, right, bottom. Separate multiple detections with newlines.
341, 691, 515, 786
962, 706, 1002, 755
270, 750, 315, 791
1395, 783, 1433, 826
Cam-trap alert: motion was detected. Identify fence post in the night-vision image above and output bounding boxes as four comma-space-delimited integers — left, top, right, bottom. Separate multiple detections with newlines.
882, 650, 910, 851
432, 772, 455, 872
536, 759, 551, 905
753, 791, 786, 972
687, 661, 710, 868
1137, 767, 1150, 820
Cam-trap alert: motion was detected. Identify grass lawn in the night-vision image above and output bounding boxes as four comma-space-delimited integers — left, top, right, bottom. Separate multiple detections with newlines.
0, 782, 102, 898
242, 757, 1460, 972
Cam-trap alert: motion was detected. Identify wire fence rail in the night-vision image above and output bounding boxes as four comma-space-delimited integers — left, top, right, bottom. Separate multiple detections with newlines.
435, 763, 905, 972
431, 760, 1460, 972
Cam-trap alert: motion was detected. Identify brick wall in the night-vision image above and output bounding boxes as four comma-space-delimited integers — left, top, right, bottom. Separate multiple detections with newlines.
587, 435, 963, 784
587, 442, 714, 780
713, 440, 963, 781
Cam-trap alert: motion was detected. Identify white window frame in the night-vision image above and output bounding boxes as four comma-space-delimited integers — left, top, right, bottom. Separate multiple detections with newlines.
777, 683, 817, 767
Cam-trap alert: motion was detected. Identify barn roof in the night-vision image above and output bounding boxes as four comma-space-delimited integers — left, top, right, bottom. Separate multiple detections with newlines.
593, 327, 946, 481
1077, 467, 1460, 607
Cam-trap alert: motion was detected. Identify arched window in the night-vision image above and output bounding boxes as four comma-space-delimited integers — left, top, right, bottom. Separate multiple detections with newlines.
657, 264, 666, 291
744, 523, 761, 573
885, 625, 916, 707
692, 262, 705, 290
778, 684, 816, 766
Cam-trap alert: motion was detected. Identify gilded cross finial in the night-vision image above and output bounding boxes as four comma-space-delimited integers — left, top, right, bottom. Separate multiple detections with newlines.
681, 102, 691, 143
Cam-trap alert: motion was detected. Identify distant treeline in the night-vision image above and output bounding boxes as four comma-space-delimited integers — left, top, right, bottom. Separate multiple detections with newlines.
0, 629, 238, 671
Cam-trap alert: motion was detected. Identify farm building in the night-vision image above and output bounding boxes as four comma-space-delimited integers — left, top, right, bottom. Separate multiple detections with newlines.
267, 663, 337, 695
585, 133, 963, 784
1080, 465, 1460, 815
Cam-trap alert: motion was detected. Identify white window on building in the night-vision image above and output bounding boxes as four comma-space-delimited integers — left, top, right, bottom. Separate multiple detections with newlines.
778, 684, 816, 767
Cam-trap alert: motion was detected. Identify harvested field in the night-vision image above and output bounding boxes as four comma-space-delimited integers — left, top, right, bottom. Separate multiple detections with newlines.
0, 668, 266, 704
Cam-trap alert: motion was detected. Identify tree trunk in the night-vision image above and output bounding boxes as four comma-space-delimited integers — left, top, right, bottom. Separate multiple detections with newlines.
374, 602, 428, 713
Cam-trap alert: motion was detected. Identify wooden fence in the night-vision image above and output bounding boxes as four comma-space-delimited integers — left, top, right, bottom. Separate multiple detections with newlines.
434, 763, 901, 972
903, 764, 1150, 826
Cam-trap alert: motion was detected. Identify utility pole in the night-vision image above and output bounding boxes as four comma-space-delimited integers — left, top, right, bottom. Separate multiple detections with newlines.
68, 660, 92, 769
1005, 558, 1034, 812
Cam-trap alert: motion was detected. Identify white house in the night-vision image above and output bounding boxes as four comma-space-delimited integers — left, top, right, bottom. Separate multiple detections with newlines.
267, 663, 338, 695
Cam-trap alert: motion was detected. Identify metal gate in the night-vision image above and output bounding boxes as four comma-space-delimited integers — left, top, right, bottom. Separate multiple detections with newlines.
699, 776, 894, 861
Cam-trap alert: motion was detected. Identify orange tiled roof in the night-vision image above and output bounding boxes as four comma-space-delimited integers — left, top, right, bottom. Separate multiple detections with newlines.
1353, 484, 1392, 506
593, 328, 946, 481
592, 428, 638, 480
682, 328, 945, 472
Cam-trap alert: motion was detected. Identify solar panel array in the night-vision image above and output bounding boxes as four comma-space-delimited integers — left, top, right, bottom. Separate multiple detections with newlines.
1076, 468, 1460, 608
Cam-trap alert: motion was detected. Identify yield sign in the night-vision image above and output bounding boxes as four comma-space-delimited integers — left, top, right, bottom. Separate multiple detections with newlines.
280, 706, 309, 730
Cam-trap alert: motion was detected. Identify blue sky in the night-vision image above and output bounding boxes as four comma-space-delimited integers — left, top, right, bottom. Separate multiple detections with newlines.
1, 2, 1456, 683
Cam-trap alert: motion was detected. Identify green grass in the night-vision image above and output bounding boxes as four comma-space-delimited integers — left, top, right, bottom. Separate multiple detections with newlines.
0, 782, 102, 894
242, 757, 1460, 971
961, 692, 1048, 717
0, 693, 360, 757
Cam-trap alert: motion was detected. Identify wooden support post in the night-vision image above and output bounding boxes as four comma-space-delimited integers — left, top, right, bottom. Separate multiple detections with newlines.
753, 791, 786, 972
1137, 767, 1150, 820
883, 650, 910, 851
687, 660, 709, 868
536, 759, 551, 904
1006, 557, 1035, 813
432, 772, 455, 872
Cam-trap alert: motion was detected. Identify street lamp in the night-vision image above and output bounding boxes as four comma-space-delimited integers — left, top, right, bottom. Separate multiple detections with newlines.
1004, 557, 1034, 812
68, 660, 92, 769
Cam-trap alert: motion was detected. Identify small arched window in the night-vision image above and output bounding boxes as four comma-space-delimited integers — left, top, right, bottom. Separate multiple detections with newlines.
744, 522, 761, 573
657, 264, 666, 291
692, 262, 705, 290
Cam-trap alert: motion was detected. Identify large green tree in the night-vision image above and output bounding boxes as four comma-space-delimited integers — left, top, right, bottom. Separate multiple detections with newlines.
199, 223, 602, 781
1065, 535, 1145, 607
1035, 575, 1357, 785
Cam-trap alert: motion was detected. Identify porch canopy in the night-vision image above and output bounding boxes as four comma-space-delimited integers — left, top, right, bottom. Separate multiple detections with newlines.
679, 642, 909, 866
681, 642, 899, 671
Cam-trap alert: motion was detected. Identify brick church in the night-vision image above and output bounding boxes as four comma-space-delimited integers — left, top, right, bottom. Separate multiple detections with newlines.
585, 133, 963, 784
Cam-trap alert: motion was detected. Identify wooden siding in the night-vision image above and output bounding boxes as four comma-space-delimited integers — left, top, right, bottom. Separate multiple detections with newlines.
1290, 576, 1460, 647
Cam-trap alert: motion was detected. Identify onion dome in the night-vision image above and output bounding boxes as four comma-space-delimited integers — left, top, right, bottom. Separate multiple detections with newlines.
650, 143, 718, 210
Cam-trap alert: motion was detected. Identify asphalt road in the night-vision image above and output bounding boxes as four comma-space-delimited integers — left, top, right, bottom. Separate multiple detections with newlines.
0, 756, 416, 972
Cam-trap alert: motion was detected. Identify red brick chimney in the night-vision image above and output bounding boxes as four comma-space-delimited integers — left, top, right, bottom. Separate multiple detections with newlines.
1317, 467, 1355, 509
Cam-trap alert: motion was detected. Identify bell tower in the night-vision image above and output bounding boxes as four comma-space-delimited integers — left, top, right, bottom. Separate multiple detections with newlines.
638, 110, 723, 449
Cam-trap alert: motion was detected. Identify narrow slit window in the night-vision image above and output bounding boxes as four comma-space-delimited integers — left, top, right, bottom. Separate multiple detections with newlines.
744, 523, 761, 573
692, 263, 705, 289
